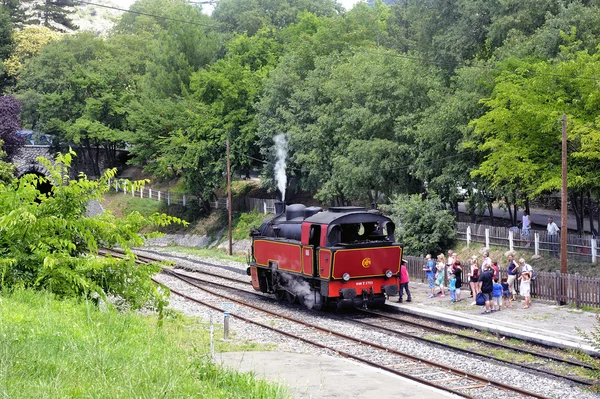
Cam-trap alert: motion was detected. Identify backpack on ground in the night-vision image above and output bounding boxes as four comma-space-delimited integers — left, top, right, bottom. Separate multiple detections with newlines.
475, 292, 485, 306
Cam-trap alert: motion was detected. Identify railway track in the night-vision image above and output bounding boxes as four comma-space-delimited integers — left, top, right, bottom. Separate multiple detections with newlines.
134, 249, 597, 380
101, 248, 599, 395
156, 267, 548, 399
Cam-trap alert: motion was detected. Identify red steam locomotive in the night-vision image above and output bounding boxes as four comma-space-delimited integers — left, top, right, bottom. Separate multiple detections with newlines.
247, 202, 402, 309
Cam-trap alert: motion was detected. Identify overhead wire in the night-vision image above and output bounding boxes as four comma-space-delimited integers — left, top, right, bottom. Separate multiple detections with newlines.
72, 0, 219, 29
229, 146, 481, 175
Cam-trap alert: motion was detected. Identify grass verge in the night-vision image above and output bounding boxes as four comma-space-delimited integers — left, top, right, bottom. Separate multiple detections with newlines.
163, 246, 247, 264
0, 289, 288, 399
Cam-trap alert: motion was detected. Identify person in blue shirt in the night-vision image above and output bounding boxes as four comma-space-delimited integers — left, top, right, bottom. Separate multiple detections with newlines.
449, 273, 457, 302
492, 279, 503, 311
423, 254, 436, 298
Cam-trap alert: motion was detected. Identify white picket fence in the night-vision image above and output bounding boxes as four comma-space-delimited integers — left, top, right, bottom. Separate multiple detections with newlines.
107, 178, 277, 213
458, 222, 598, 263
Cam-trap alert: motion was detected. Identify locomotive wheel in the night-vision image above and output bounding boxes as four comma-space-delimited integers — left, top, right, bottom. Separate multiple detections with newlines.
312, 292, 324, 311
368, 297, 386, 309
284, 291, 296, 304
274, 289, 286, 302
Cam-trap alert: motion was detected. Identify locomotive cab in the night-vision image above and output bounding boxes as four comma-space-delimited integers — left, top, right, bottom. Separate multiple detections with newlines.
247, 203, 402, 309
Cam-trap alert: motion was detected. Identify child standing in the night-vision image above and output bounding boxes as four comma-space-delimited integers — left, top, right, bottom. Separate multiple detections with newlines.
520, 271, 532, 309
449, 273, 457, 302
501, 277, 512, 308
492, 279, 503, 311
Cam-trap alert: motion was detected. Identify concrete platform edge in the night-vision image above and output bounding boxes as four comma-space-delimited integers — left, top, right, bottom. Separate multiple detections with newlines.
393, 304, 600, 356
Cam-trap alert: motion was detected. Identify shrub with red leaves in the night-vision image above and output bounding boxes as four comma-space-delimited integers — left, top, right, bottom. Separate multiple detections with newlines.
0, 95, 25, 160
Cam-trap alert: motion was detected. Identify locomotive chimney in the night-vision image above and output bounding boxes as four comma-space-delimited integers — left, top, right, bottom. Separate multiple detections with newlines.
274, 200, 285, 215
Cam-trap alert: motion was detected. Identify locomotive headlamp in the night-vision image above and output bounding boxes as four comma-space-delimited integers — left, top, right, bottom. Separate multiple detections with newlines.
385, 270, 393, 279
342, 273, 351, 282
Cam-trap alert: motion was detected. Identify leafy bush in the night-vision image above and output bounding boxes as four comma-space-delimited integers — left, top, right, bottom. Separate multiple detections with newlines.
0, 150, 186, 310
382, 194, 456, 256
233, 211, 270, 240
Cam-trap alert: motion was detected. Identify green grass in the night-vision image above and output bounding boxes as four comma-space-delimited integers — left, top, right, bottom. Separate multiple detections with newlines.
0, 289, 288, 399
103, 192, 164, 219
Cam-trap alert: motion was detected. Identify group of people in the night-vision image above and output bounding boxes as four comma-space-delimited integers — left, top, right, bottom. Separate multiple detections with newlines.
423, 251, 463, 302
397, 250, 536, 314
473, 251, 534, 314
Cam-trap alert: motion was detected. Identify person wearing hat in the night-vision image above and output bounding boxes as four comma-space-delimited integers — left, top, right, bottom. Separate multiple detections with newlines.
477, 262, 495, 314
398, 259, 412, 303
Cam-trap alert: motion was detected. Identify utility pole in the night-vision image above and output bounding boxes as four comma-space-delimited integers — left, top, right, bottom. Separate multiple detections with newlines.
560, 114, 568, 274
226, 138, 232, 256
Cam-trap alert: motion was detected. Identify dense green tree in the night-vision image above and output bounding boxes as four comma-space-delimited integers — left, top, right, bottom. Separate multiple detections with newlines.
0, 6, 14, 92
17, 33, 136, 176
382, 194, 457, 256
115, 0, 222, 98
212, 0, 341, 35
409, 64, 493, 215
470, 48, 600, 232
3, 26, 61, 82
144, 30, 282, 211
258, 50, 441, 204
31, 0, 78, 32
494, 2, 600, 61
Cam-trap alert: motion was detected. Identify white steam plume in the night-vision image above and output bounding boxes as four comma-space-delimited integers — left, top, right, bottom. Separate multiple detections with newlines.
280, 273, 315, 310
273, 133, 288, 202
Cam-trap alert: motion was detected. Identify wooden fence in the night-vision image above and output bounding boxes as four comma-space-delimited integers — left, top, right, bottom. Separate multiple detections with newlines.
457, 222, 599, 264
405, 255, 600, 308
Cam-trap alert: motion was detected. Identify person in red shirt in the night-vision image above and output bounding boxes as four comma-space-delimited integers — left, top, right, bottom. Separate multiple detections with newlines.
398, 259, 412, 303
491, 260, 500, 281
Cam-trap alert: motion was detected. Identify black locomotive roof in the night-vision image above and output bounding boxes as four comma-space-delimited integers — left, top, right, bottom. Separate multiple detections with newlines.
304, 207, 391, 225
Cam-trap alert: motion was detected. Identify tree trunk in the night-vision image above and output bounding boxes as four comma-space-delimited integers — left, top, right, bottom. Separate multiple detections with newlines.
588, 191, 595, 235
487, 201, 494, 226
596, 197, 600, 237
525, 198, 530, 215
201, 199, 212, 215
570, 192, 583, 234
94, 144, 101, 177
505, 196, 514, 226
